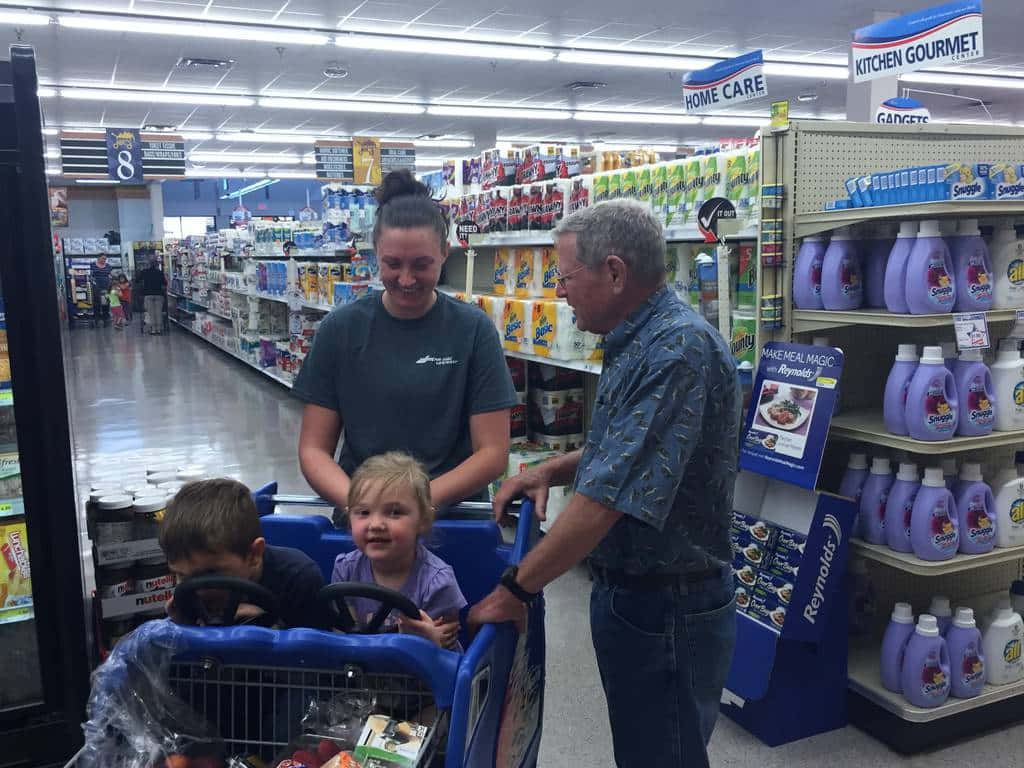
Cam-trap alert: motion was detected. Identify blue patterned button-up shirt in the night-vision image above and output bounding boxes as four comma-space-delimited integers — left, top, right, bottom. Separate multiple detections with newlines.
575, 285, 740, 574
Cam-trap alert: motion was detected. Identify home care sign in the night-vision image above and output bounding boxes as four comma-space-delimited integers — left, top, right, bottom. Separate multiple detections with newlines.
683, 51, 766, 114
740, 342, 844, 490
852, 1, 983, 83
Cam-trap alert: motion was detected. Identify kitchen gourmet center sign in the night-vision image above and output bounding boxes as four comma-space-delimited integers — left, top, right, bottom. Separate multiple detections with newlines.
852, 0, 983, 83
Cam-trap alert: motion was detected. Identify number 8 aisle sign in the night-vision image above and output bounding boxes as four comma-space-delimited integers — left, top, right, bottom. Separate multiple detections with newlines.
106, 128, 143, 184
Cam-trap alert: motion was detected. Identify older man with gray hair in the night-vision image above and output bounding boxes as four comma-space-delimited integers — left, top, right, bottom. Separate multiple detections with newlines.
469, 199, 740, 767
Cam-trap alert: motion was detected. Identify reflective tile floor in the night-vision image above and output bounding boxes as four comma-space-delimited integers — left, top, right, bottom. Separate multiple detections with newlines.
66, 325, 1024, 767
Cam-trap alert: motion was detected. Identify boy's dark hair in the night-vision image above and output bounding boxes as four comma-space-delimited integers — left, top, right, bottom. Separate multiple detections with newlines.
159, 478, 262, 562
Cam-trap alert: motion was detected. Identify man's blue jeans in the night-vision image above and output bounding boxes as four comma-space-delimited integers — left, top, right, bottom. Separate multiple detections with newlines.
590, 572, 736, 767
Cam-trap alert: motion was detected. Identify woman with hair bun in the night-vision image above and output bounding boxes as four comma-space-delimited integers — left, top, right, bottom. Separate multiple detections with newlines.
294, 170, 516, 513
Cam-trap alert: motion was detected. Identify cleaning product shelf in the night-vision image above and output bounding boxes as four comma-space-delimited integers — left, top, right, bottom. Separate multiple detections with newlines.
226, 286, 333, 313
456, 222, 759, 249
793, 308, 1021, 333
850, 538, 1024, 576
504, 350, 602, 375
170, 317, 293, 389
829, 410, 1024, 454
848, 644, 1024, 723
795, 201, 1024, 238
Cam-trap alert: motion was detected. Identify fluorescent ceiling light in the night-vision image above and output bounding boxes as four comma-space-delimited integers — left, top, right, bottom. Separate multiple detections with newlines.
61, 88, 255, 107
76, 178, 118, 184
258, 97, 425, 114
41, 127, 58, 136
413, 138, 474, 148
593, 142, 679, 152
558, 50, 709, 70
762, 62, 847, 80
900, 71, 1024, 90
37, 87, 56, 98
268, 170, 318, 179
189, 152, 300, 165
0, 10, 50, 26
56, 14, 329, 46
700, 116, 766, 127
216, 132, 321, 144
185, 168, 268, 179
45, 167, 61, 176
415, 156, 446, 165
180, 132, 214, 141
336, 32, 553, 61
220, 178, 279, 199
302, 153, 315, 165
428, 105, 571, 120
574, 111, 700, 125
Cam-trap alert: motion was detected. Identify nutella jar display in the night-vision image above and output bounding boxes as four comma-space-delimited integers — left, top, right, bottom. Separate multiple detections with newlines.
96, 562, 134, 599
132, 496, 166, 542
95, 495, 134, 546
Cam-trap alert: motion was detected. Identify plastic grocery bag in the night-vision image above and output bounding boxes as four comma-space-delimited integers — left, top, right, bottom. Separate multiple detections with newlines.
79, 620, 224, 768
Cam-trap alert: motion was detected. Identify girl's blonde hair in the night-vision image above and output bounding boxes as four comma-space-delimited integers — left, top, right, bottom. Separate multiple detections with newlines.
347, 452, 434, 529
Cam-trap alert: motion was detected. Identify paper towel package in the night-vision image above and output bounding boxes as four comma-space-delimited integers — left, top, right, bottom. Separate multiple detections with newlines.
518, 299, 535, 355
502, 298, 528, 352
583, 331, 605, 362
493, 249, 513, 295
515, 248, 545, 297
531, 300, 584, 360
541, 248, 559, 298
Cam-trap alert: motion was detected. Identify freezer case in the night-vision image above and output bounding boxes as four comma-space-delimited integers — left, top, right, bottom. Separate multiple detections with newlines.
0, 46, 90, 765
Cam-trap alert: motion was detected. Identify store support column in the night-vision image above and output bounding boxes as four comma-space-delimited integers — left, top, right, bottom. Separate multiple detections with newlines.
845, 10, 897, 121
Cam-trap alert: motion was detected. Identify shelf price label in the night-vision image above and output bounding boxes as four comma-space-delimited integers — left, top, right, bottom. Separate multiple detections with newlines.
954, 311, 990, 350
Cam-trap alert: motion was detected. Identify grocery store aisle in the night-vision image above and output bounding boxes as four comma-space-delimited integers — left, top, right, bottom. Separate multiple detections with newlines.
64, 326, 1024, 767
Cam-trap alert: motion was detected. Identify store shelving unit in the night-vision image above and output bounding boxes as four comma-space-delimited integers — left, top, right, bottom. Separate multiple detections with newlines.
456, 221, 760, 249
504, 349, 602, 375
773, 119, 1024, 752
170, 316, 292, 389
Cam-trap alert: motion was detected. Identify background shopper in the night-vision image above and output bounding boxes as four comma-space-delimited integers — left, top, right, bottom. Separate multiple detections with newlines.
138, 257, 167, 335
90, 254, 112, 327
469, 200, 741, 768
293, 170, 516, 513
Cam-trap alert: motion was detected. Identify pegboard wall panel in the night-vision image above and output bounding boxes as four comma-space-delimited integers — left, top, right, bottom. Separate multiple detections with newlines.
789, 121, 1024, 215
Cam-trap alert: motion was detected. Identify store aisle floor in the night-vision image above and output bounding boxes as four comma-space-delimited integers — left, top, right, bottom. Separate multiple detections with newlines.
67, 326, 1024, 767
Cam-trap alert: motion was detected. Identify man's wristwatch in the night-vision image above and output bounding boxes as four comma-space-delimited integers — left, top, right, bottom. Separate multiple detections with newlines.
500, 565, 539, 604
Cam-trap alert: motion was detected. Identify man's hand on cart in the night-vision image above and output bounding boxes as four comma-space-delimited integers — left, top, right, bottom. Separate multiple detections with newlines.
467, 588, 528, 634
492, 469, 550, 524
397, 610, 459, 650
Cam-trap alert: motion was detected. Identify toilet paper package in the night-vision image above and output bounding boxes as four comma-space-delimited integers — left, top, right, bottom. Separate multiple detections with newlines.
515, 248, 544, 297
684, 157, 704, 217
704, 153, 727, 201
651, 162, 669, 221
532, 300, 585, 360
726, 150, 748, 212
666, 160, 687, 226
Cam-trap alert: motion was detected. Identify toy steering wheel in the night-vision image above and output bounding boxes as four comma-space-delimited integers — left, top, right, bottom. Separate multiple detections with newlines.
173, 575, 281, 628
318, 582, 419, 634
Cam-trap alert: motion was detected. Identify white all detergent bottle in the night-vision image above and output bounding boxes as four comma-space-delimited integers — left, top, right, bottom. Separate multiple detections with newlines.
821, 227, 863, 310
982, 608, 1024, 685
884, 221, 918, 313
992, 338, 1024, 431
905, 219, 957, 314
994, 454, 1024, 548
991, 223, 1024, 309
951, 218, 994, 312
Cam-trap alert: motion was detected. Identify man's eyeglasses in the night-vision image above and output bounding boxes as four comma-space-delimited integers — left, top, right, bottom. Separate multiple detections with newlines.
555, 263, 588, 289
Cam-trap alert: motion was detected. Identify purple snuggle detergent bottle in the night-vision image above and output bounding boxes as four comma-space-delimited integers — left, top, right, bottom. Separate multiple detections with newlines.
910, 467, 960, 561
864, 224, 895, 308
839, 452, 869, 503
883, 344, 919, 435
955, 462, 996, 555
946, 607, 986, 698
860, 457, 894, 545
793, 235, 827, 310
906, 219, 957, 314
905, 346, 959, 441
901, 614, 952, 708
885, 462, 921, 553
821, 227, 864, 310
884, 221, 918, 313
880, 602, 916, 693
953, 349, 996, 437
930, 595, 953, 636
951, 218, 994, 312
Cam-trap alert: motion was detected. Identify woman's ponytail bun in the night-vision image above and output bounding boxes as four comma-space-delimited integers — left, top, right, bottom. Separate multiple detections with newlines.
375, 169, 429, 207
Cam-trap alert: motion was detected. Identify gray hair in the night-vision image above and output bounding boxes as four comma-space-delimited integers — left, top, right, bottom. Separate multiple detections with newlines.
554, 199, 666, 282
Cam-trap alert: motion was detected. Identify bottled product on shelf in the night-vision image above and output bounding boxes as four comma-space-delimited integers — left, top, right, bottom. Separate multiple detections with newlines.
993, 457, 1024, 548
954, 463, 996, 555
884, 221, 918, 314
982, 608, 1024, 685
950, 219, 994, 312
900, 614, 951, 708
942, 458, 959, 490
991, 339, 1024, 431
859, 457, 894, 545
883, 344, 918, 436
821, 227, 863, 310
981, 596, 1012, 634
991, 223, 1024, 309
863, 224, 894, 309
884, 462, 920, 554
880, 601, 916, 693
930, 595, 953, 637
905, 346, 958, 441
946, 608, 986, 699
941, 342, 958, 374
909, 467, 959, 561
793, 234, 826, 310
952, 350, 995, 437
906, 220, 957, 315
839, 452, 869, 504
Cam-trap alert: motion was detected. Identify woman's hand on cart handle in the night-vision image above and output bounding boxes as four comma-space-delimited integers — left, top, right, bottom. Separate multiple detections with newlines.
493, 470, 550, 524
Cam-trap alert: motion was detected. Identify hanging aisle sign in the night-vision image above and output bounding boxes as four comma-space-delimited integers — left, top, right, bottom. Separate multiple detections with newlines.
60, 131, 185, 179
683, 51, 766, 114
852, 0, 983, 83
875, 96, 931, 123
106, 129, 143, 184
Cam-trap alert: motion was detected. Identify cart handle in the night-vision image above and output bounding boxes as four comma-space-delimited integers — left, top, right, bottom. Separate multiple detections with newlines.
173, 575, 281, 627
318, 582, 420, 634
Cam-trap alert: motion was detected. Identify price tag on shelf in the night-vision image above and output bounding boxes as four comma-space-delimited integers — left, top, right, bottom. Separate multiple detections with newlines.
954, 312, 990, 350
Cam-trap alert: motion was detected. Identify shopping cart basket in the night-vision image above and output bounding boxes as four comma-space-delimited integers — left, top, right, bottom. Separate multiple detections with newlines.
70, 488, 545, 768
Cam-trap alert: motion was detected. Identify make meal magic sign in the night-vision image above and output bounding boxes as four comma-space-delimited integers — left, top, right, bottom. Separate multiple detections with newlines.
683, 51, 766, 114
740, 342, 844, 490
851, 0, 983, 83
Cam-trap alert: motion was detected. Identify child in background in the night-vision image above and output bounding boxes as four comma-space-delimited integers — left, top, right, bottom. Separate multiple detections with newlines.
107, 285, 124, 330
332, 452, 466, 649
117, 275, 132, 324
